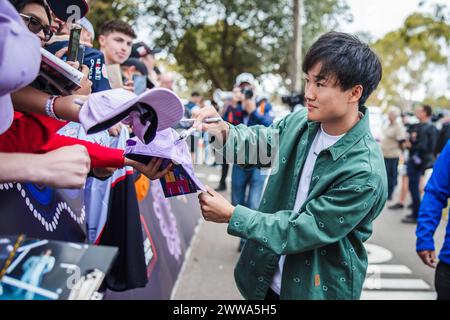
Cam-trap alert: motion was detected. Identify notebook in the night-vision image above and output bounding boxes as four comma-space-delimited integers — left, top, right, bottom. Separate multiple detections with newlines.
39, 47, 84, 95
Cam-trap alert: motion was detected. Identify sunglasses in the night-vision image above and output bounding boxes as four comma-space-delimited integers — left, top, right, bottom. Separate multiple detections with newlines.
20, 13, 53, 42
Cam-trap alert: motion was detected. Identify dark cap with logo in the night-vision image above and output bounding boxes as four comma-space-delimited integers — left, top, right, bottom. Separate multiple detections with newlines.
46, 0, 89, 22
131, 42, 162, 58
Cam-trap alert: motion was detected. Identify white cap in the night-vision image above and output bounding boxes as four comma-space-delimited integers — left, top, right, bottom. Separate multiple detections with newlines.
235, 72, 255, 87
79, 17, 95, 40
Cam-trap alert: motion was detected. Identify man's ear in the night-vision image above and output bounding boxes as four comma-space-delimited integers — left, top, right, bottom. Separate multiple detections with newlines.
349, 85, 363, 104
98, 35, 106, 48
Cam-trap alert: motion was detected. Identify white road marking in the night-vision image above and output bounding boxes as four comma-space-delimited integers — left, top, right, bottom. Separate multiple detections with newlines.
367, 264, 413, 275
361, 290, 436, 300
363, 278, 431, 290
365, 243, 393, 264
207, 175, 221, 182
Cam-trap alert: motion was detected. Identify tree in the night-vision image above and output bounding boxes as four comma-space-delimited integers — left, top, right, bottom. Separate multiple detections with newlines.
367, 12, 450, 109
86, 0, 141, 40
143, 0, 351, 91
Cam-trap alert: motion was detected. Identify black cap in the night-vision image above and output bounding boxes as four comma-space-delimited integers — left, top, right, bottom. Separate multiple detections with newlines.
131, 42, 162, 58
121, 58, 148, 76
46, 0, 89, 22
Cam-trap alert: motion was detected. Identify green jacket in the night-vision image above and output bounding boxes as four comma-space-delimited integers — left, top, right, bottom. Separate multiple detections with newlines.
216, 107, 387, 300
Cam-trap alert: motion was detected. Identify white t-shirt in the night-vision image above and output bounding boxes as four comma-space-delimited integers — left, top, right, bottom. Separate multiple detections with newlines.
270, 124, 344, 295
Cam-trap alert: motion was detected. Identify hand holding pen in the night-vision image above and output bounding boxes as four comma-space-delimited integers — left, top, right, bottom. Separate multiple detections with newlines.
175, 106, 230, 146
175, 117, 223, 144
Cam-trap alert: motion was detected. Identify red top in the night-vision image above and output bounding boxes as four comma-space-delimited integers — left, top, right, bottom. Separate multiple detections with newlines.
0, 112, 125, 168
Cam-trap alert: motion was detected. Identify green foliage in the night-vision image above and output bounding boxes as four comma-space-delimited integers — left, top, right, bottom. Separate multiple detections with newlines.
143, 0, 352, 91
423, 96, 450, 110
86, 0, 141, 47
368, 12, 450, 109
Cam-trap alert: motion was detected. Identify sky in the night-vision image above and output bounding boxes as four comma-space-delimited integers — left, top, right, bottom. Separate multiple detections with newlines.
339, 0, 450, 100
340, 0, 422, 39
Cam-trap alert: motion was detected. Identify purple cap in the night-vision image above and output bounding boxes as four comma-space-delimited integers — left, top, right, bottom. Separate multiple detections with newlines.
125, 128, 206, 194
0, 1, 41, 135
79, 87, 184, 144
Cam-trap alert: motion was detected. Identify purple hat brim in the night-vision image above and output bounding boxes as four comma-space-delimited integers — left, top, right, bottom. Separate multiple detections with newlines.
0, 95, 14, 135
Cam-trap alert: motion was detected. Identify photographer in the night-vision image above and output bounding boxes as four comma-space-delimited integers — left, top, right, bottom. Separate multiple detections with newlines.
283, 92, 305, 113
220, 73, 274, 251
402, 105, 439, 224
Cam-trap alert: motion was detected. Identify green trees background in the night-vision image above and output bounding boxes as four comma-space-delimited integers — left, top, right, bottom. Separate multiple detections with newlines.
87, 0, 450, 109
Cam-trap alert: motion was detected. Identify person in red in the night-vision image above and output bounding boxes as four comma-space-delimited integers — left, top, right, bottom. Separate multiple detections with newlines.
1, 111, 123, 168
0, 110, 172, 179
1, 0, 168, 179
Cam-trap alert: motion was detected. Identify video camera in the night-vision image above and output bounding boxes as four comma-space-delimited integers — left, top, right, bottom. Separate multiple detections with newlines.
282, 92, 304, 111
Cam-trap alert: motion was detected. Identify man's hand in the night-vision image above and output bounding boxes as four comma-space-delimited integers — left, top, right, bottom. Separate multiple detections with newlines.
198, 186, 235, 223
417, 250, 437, 268
66, 60, 80, 70
404, 140, 412, 149
73, 65, 92, 95
123, 79, 135, 92
92, 167, 116, 179
108, 123, 123, 137
53, 95, 87, 122
192, 106, 229, 145
242, 98, 257, 114
34, 145, 91, 189
54, 47, 68, 59
126, 157, 173, 180
232, 87, 243, 105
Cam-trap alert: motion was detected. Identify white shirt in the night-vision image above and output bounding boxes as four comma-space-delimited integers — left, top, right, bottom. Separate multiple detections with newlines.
270, 125, 344, 295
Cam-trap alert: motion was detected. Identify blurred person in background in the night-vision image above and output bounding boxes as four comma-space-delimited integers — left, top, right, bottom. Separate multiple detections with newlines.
381, 106, 406, 201
402, 105, 439, 224
159, 72, 175, 90
130, 42, 161, 88
435, 116, 450, 156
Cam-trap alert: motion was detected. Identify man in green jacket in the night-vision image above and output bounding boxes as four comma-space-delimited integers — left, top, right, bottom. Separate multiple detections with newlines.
193, 32, 387, 300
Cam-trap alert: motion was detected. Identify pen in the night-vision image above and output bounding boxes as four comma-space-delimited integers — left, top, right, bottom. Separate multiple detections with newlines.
179, 117, 222, 124
175, 117, 223, 145
175, 127, 196, 144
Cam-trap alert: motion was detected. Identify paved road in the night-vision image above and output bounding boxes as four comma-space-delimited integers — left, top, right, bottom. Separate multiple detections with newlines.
172, 165, 447, 300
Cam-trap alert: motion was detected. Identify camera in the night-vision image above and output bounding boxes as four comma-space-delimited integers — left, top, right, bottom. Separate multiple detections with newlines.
282, 93, 304, 111
241, 87, 254, 100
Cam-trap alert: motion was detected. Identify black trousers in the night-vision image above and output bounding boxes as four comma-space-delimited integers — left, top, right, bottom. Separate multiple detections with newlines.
265, 288, 280, 300
436, 261, 450, 300
384, 157, 399, 200
219, 163, 229, 185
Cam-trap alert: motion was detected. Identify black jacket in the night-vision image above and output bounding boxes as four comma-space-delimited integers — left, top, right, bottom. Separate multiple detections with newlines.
435, 122, 450, 155
409, 122, 439, 170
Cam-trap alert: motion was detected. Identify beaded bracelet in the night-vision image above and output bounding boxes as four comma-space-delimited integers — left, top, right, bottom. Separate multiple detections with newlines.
44, 95, 64, 121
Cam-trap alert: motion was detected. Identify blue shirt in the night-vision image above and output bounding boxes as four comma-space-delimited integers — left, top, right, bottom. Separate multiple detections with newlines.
416, 140, 450, 265
45, 41, 112, 93
223, 98, 273, 127
184, 101, 197, 112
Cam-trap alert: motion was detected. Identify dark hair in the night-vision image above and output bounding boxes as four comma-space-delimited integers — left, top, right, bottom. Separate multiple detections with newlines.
422, 105, 432, 117
9, 0, 51, 24
191, 92, 201, 97
99, 20, 136, 39
303, 32, 382, 106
